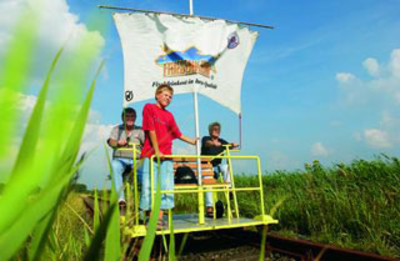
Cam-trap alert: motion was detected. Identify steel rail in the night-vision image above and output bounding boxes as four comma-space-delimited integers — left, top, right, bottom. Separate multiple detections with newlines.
266, 233, 399, 261
98, 5, 274, 30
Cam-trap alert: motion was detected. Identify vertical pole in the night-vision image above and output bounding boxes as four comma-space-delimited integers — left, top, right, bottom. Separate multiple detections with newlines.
238, 113, 242, 149
226, 147, 240, 218
189, 0, 194, 15
193, 91, 205, 224
193, 91, 201, 183
257, 157, 266, 219
189, 0, 204, 224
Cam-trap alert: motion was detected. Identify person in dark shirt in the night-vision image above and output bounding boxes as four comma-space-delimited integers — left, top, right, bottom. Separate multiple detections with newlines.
201, 122, 238, 217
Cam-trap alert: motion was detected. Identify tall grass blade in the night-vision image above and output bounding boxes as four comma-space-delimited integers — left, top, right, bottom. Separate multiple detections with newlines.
84, 226, 91, 248
0, 48, 64, 234
11, 46, 63, 176
94, 188, 101, 231
0, 6, 38, 157
139, 157, 163, 261
0, 171, 73, 260
30, 188, 66, 261
84, 202, 118, 261
104, 145, 121, 261
168, 209, 175, 261
58, 60, 105, 170
177, 233, 189, 258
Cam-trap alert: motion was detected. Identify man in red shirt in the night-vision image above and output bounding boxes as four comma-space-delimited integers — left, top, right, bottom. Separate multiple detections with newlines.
140, 84, 197, 227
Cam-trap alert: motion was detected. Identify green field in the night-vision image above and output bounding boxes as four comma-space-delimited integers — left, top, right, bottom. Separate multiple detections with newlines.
246, 157, 399, 257
174, 156, 400, 258
42, 156, 399, 259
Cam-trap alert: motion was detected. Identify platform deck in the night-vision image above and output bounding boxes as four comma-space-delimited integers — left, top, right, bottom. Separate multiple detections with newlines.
124, 213, 278, 237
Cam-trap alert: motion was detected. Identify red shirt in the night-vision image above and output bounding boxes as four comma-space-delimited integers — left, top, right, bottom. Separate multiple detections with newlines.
141, 103, 182, 158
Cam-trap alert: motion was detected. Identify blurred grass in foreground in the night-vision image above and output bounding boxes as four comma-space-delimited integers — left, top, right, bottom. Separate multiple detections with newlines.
0, 2, 176, 260
0, 1, 120, 260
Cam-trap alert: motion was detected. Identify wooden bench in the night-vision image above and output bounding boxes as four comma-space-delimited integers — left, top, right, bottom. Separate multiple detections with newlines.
172, 157, 226, 186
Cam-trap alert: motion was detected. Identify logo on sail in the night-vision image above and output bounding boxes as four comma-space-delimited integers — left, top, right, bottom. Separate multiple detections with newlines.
156, 46, 217, 79
227, 32, 240, 49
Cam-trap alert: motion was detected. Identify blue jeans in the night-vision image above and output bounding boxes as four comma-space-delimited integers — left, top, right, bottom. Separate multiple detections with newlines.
140, 158, 174, 211
111, 158, 142, 202
205, 164, 230, 207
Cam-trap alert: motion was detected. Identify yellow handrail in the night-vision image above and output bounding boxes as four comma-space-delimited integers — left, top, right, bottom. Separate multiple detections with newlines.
149, 154, 265, 225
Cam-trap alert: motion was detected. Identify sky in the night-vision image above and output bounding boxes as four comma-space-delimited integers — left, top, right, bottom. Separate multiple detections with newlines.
1, 0, 400, 188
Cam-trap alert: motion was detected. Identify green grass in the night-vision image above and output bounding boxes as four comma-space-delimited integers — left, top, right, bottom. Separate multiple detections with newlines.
235, 156, 400, 258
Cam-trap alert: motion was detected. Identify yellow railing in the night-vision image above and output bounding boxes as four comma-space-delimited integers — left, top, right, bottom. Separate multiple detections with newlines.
114, 145, 268, 229
149, 147, 266, 225
114, 143, 141, 225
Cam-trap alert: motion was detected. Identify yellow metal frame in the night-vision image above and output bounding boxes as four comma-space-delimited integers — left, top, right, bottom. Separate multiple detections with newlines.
114, 145, 278, 237
114, 143, 141, 225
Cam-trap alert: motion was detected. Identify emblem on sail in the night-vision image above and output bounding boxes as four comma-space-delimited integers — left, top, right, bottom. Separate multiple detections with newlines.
156, 46, 218, 79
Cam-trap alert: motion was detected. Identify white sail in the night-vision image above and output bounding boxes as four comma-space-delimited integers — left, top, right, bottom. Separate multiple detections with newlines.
113, 12, 258, 115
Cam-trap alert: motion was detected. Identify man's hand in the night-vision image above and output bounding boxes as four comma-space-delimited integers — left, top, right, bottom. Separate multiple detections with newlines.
117, 139, 128, 147
179, 135, 198, 146
231, 142, 239, 148
155, 150, 165, 160
191, 137, 200, 145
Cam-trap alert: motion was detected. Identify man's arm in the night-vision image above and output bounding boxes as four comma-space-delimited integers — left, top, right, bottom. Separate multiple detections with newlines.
108, 138, 127, 148
202, 137, 214, 148
204, 140, 214, 147
179, 135, 197, 145
221, 138, 239, 149
107, 126, 127, 148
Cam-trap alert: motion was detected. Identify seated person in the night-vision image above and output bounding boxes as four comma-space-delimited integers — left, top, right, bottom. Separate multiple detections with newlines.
107, 107, 144, 210
201, 122, 238, 217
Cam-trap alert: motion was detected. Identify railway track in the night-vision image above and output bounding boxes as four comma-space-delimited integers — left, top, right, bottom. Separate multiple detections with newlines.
176, 229, 398, 261
266, 233, 398, 261
82, 196, 399, 261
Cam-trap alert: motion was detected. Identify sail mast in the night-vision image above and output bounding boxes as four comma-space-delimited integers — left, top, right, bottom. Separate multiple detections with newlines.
99, 5, 274, 30
186, 0, 206, 224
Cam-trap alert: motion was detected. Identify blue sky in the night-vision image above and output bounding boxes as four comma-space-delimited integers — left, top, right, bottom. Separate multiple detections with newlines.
1, 0, 400, 188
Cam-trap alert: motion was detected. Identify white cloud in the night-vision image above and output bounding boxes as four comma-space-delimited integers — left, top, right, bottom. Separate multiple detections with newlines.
364, 129, 391, 148
336, 72, 356, 84
363, 58, 380, 77
0, 0, 104, 73
77, 120, 115, 188
0, 0, 25, 49
81, 123, 114, 152
311, 142, 329, 157
336, 48, 400, 107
